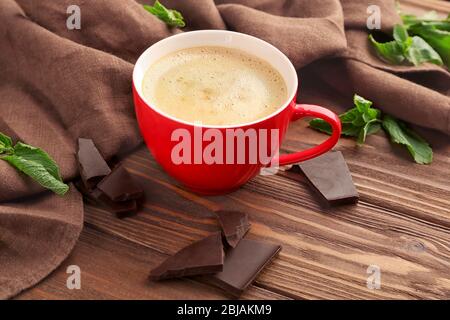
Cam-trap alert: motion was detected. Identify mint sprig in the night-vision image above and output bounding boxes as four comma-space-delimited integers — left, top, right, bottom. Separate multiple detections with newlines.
369, 10, 450, 68
0, 133, 69, 195
143, 1, 185, 28
309, 94, 382, 145
405, 15, 450, 68
369, 24, 443, 67
309, 95, 433, 164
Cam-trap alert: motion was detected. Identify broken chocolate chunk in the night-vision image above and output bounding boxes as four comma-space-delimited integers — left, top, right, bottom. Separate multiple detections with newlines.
298, 151, 359, 206
97, 163, 143, 202
74, 181, 137, 216
75, 138, 144, 217
205, 239, 281, 297
149, 232, 224, 281
77, 138, 111, 190
95, 191, 137, 216
215, 210, 250, 248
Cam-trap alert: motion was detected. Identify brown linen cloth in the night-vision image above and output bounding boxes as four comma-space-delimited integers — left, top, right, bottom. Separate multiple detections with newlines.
0, 0, 449, 299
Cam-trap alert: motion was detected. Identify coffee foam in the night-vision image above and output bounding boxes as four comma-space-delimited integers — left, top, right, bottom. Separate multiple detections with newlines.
142, 46, 288, 126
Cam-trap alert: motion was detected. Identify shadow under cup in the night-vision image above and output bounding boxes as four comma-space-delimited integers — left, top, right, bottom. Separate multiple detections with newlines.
132, 30, 340, 195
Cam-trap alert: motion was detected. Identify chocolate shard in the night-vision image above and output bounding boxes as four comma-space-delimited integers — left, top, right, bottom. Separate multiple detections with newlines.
215, 210, 251, 248
205, 239, 281, 297
97, 163, 143, 202
77, 138, 111, 190
74, 181, 137, 216
149, 232, 224, 281
298, 151, 359, 206
95, 191, 137, 216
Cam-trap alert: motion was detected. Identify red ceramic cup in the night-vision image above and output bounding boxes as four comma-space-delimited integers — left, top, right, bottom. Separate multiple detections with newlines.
133, 30, 341, 195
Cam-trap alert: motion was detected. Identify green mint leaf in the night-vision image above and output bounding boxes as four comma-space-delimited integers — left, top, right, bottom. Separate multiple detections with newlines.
362, 108, 380, 122
341, 123, 362, 137
351, 113, 366, 127
309, 118, 362, 138
393, 24, 409, 44
13, 143, 63, 181
0, 132, 13, 149
143, 1, 185, 28
429, 21, 450, 32
339, 108, 359, 123
357, 120, 381, 145
404, 36, 443, 66
309, 118, 332, 135
382, 115, 433, 164
1, 142, 69, 195
362, 112, 372, 123
353, 94, 373, 113
366, 122, 382, 136
369, 35, 406, 64
408, 23, 450, 68
3, 154, 69, 195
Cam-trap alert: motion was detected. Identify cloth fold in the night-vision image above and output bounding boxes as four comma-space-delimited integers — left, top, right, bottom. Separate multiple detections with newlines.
1, 0, 449, 299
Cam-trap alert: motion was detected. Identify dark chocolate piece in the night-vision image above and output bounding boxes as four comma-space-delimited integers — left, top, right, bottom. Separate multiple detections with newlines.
298, 151, 359, 206
149, 232, 224, 281
97, 163, 143, 202
95, 190, 137, 215
215, 210, 250, 248
206, 239, 281, 297
77, 138, 111, 190
75, 139, 143, 217
74, 181, 137, 215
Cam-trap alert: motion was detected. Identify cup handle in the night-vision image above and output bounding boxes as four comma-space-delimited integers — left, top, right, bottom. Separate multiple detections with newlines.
276, 104, 341, 166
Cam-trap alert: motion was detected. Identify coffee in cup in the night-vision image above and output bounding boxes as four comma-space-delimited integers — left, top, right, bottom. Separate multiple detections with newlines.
142, 46, 288, 126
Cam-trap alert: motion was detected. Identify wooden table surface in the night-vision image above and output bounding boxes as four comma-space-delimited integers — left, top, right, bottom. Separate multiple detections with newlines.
17, 0, 450, 300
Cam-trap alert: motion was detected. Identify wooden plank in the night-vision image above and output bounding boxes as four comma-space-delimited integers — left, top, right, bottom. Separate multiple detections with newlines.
17, 227, 290, 300
78, 127, 450, 299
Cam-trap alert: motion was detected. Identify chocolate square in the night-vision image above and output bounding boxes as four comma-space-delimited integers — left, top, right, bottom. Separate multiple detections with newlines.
298, 151, 359, 206
149, 232, 224, 281
206, 239, 281, 297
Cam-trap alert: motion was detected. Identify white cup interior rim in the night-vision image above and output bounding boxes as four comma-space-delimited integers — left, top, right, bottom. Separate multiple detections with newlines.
132, 30, 298, 128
